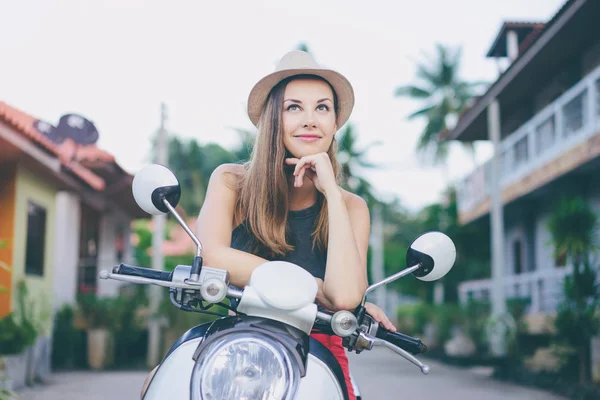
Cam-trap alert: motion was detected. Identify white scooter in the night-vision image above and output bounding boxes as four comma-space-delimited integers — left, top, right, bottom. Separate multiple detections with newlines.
99, 164, 457, 400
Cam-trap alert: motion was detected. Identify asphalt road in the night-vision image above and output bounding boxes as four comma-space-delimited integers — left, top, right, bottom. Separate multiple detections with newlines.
347, 348, 565, 400
17, 349, 565, 399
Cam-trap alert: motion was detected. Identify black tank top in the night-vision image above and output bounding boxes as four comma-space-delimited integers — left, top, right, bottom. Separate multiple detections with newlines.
231, 201, 327, 280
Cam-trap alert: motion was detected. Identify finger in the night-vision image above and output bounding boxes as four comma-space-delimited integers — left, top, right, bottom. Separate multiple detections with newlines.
293, 156, 316, 176
295, 166, 307, 187
293, 158, 306, 177
382, 317, 397, 332
370, 309, 395, 332
285, 158, 299, 165
294, 168, 304, 187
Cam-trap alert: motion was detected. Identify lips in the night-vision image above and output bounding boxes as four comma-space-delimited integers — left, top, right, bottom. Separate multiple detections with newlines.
295, 135, 321, 142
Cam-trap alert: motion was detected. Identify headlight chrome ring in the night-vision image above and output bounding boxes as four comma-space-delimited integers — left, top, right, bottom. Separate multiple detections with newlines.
191, 331, 300, 400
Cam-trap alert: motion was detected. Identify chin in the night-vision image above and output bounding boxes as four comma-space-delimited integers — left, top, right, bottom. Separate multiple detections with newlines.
287, 145, 330, 159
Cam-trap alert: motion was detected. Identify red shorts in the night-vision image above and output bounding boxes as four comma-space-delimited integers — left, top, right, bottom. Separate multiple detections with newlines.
310, 333, 356, 400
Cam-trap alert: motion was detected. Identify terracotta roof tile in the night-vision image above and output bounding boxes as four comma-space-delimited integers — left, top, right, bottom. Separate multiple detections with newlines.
0, 101, 106, 190
0, 101, 59, 155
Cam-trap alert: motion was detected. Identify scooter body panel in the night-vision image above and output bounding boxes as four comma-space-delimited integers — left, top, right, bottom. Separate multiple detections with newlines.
145, 340, 344, 400
143, 317, 348, 400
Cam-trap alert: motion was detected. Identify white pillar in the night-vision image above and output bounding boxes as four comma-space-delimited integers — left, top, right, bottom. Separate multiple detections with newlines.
96, 209, 130, 298
507, 30, 519, 62
488, 99, 507, 356
52, 192, 81, 310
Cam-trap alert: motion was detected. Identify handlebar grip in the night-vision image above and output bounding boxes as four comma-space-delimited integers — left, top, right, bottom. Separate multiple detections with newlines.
375, 326, 427, 355
112, 264, 173, 282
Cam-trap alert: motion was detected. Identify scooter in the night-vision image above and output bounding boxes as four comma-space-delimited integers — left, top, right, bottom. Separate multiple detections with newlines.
99, 164, 456, 400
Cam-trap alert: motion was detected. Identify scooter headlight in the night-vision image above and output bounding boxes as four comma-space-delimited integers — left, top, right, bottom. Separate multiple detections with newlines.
191, 332, 300, 400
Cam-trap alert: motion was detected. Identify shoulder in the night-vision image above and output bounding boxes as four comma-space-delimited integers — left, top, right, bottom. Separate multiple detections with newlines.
211, 162, 245, 177
340, 189, 370, 223
209, 163, 245, 188
339, 189, 371, 244
340, 189, 369, 212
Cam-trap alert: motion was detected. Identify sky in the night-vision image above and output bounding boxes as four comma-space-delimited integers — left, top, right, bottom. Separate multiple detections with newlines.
0, 0, 565, 212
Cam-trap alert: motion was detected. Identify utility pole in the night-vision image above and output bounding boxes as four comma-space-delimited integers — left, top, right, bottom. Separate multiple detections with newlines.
488, 99, 506, 357
147, 102, 168, 368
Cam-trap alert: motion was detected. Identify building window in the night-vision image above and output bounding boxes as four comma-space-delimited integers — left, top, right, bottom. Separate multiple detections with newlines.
25, 201, 47, 276
513, 239, 523, 275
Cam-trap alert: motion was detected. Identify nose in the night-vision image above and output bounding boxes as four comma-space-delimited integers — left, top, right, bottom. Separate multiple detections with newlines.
302, 110, 317, 129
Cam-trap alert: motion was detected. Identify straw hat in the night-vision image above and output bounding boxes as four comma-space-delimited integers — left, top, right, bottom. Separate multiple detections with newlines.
247, 50, 355, 128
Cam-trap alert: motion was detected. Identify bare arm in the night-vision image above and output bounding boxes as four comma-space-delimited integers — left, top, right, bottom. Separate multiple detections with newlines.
195, 164, 268, 287
322, 189, 370, 310
286, 153, 370, 311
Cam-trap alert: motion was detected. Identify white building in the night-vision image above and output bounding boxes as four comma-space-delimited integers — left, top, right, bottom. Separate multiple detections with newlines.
444, 0, 600, 322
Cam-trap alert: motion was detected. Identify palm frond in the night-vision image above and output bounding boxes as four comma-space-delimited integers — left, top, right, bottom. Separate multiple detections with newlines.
415, 63, 442, 87
395, 85, 432, 99
407, 105, 435, 120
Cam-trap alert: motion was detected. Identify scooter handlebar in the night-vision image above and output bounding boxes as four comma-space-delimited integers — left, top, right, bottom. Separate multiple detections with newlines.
112, 264, 173, 282
375, 326, 427, 355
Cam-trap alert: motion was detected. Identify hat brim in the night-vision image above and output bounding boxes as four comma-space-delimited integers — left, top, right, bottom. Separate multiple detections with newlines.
247, 68, 354, 129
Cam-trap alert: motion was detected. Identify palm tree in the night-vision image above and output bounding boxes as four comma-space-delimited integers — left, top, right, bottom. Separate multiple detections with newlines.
336, 123, 381, 205
395, 44, 485, 168
547, 197, 600, 383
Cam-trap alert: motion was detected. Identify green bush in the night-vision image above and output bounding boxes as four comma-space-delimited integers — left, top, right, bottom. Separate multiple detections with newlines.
14, 281, 38, 348
0, 281, 40, 355
396, 303, 433, 336
73, 286, 153, 369
76, 292, 122, 330
432, 303, 465, 344
112, 286, 149, 369
396, 300, 492, 351
51, 305, 87, 370
0, 314, 29, 355
546, 196, 600, 383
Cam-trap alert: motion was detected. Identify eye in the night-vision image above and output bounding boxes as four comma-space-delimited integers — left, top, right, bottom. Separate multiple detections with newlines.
317, 104, 329, 111
286, 104, 300, 111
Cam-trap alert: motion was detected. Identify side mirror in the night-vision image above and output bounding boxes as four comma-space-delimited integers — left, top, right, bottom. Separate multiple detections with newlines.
407, 231, 456, 282
132, 164, 181, 215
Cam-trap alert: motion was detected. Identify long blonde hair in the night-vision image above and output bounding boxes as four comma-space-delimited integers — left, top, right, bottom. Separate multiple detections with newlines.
234, 75, 342, 257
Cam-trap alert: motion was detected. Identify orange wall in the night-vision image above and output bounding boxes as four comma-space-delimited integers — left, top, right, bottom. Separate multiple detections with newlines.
0, 164, 16, 316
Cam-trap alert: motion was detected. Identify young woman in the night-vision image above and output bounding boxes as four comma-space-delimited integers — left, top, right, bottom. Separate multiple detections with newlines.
195, 50, 395, 399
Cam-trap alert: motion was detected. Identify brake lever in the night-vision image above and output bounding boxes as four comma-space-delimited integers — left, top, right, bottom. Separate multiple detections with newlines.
372, 338, 430, 375
346, 324, 430, 375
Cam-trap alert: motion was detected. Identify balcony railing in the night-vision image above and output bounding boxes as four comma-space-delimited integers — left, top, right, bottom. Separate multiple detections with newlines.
458, 267, 573, 314
457, 63, 600, 214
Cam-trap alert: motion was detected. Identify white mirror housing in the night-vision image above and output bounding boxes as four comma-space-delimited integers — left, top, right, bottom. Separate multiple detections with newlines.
132, 164, 181, 215
407, 231, 456, 282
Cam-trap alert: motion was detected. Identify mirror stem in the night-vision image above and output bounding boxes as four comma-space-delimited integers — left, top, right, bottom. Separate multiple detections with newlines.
361, 263, 421, 306
162, 198, 203, 257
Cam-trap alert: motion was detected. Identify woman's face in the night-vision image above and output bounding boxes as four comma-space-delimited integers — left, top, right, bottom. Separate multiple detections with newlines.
281, 78, 337, 158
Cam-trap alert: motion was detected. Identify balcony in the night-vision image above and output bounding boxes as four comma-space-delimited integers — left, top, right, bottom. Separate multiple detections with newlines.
457, 63, 600, 221
458, 267, 573, 315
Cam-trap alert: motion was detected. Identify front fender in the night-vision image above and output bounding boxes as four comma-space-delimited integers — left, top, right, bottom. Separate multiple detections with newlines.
143, 316, 349, 400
